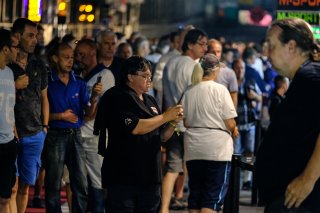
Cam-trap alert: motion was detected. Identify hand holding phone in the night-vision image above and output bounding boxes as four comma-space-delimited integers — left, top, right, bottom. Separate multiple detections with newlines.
96, 76, 102, 83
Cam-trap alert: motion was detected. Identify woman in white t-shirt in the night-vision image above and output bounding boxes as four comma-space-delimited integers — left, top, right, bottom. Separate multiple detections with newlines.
182, 53, 238, 213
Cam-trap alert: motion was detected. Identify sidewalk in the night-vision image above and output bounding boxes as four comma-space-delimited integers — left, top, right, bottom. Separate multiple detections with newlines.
26, 188, 264, 213
171, 190, 264, 213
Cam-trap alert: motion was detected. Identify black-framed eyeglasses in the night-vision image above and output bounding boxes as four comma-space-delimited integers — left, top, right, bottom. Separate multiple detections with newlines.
10, 45, 20, 49
133, 73, 152, 81
196, 41, 208, 48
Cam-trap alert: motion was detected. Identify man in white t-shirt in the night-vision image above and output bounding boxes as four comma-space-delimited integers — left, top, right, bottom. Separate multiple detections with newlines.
161, 29, 208, 212
76, 39, 115, 212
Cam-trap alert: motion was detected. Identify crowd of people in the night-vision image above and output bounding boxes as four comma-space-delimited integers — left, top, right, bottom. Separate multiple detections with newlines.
0, 16, 319, 213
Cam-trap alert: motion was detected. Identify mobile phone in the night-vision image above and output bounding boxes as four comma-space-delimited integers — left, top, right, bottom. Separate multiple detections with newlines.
177, 93, 184, 104
96, 76, 102, 83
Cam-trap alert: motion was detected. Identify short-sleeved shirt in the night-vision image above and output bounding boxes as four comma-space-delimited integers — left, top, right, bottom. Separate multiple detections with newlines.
48, 70, 90, 129
163, 55, 197, 109
81, 64, 115, 137
216, 66, 238, 93
153, 49, 181, 93
182, 81, 237, 161
236, 79, 259, 127
256, 61, 320, 212
99, 86, 162, 187
245, 64, 266, 93
0, 66, 15, 144
163, 55, 197, 131
8, 55, 48, 137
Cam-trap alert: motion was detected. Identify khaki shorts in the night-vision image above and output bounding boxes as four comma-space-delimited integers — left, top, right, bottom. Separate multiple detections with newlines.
165, 132, 184, 173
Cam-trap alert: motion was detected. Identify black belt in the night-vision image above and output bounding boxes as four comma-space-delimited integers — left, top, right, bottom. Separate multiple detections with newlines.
50, 127, 79, 134
188, 127, 231, 135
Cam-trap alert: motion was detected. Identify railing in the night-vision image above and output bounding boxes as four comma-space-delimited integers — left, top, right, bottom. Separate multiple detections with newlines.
223, 154, 255, 213
223, 120, 262, 213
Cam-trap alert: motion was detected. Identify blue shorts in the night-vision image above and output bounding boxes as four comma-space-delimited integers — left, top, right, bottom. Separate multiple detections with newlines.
17, 130, 46, 185
186, 160, 231, 211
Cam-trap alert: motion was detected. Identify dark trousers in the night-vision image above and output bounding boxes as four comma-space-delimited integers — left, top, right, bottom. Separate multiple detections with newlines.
264, 195, 314, 213
106, 184, 160, 213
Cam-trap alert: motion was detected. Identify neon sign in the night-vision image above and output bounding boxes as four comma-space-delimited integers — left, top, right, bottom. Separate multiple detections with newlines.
277, 11, 320, 25
313, 26, 320, 39
277, 0, 320, 39
278, 0, 320, 10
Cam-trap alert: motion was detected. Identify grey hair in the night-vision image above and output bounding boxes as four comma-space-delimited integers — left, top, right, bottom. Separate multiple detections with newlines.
95, 29, 117, 44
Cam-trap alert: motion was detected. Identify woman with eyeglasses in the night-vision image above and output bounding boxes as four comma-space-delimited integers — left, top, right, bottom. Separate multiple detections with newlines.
94, 55, 183, 213
182, 53, 238, 213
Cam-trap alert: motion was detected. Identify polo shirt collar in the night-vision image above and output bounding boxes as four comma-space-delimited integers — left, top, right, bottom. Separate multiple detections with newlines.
50, 69, 77, 82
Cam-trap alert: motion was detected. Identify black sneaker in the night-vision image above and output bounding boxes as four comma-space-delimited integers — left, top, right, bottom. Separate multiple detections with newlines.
242, 181, 252, 190
32, 197, 45, 208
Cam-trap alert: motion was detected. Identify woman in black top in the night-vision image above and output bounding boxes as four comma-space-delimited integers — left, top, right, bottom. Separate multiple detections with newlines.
94, 56, 183, 213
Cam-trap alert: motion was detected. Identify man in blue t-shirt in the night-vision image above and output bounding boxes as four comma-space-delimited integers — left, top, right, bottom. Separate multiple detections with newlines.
0, 28, 18, 213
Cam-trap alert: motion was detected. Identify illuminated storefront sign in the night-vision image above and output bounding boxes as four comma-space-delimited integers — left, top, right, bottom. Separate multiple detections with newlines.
313, 26, 320, 39
28, 0, 42, 22
277, 11, 320, 25
278, 0, 320, 10
277, 0, 320, 39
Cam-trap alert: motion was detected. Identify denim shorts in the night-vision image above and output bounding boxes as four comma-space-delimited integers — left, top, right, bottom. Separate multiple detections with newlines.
17, 130, 46, 185
187, 160, 231, 211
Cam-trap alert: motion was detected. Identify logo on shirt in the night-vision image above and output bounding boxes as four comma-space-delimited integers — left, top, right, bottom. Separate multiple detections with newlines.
150, 107, 159, 114
72, 93, 79, 99
125, 118, 132, 126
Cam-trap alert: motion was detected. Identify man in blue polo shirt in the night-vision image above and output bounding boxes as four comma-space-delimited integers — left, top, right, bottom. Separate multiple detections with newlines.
44, 43, 102, 213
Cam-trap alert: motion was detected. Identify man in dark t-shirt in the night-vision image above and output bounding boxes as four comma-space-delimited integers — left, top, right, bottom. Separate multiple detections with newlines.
256, 18, 320, 213
10, 18, 49, 213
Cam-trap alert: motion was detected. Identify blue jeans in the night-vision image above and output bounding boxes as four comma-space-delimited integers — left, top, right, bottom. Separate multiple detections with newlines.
44, 129, 88, 213
234, 125, 256, 154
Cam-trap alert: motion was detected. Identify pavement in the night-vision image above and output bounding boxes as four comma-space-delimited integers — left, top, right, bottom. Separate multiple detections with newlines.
27, 188, 264, 213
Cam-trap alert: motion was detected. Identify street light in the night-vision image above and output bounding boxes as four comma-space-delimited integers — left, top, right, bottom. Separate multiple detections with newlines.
78, 3, 95, 23
58, 0, 67, 24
